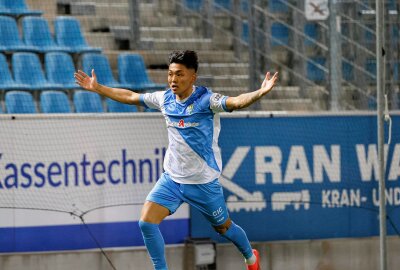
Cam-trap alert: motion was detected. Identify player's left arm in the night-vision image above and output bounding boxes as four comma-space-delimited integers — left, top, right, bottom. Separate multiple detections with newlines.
225, 72, 278, 111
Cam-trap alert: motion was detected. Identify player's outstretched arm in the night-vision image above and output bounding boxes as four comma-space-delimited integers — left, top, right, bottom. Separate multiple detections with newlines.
225, 71, 278, 111
74, 69, 141, 105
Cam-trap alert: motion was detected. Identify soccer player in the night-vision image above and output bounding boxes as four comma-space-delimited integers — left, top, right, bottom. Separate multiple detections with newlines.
74, 50, 278, 270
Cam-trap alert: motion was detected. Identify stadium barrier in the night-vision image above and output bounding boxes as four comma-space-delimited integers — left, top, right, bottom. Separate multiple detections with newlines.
0, 112, 399, 253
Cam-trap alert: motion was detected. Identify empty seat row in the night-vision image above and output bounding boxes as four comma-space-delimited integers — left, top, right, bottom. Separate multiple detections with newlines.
242, 22, 306, 47
1, 90, 139, 114
0, 15, 101, 53
0, 52, 166, 92
0, 0, 42, 17
306, 57, 400, 83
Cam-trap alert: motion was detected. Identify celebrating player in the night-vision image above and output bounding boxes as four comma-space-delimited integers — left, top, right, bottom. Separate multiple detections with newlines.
74, 50, 278, 270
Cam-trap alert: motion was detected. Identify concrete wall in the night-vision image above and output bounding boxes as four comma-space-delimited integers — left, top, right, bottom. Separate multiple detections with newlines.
1, 236, 399, 270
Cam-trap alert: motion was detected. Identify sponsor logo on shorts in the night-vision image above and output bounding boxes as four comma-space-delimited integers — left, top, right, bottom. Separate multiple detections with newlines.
212, 206, 224, 217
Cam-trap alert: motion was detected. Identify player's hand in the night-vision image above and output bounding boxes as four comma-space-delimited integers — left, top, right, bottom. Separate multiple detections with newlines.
260, 72, 278, 95
74, 69, 99, 92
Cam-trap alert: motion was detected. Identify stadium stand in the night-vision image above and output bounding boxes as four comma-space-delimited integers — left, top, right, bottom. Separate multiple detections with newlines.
0, 0, 395, 112
54, 16, 102, 54
22, 16, 70, 53
12, 52, 65, 91
73, 90, 103, 113
82, 53, 129, 89
118, 53, 167, 91
40, 90, 71, 113
0, 53, 31, 90
45, 52, 79, 89
5, 90, 36, 113
106, 98, 138, 113
0, 0, 42, 17
0, 16, 39, 52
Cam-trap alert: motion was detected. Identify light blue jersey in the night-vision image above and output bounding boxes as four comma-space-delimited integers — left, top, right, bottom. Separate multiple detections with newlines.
139, 86, 231, 184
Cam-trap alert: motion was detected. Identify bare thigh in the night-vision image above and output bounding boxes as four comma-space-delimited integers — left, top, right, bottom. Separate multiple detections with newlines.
140, 201, 170, 224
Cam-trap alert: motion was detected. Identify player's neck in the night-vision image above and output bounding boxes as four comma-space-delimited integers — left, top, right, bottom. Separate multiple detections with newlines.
176, 85, 194, 101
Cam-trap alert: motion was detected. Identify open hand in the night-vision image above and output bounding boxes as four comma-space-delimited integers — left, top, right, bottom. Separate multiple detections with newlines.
260, 72, 278, 95
74, 69, 98, 92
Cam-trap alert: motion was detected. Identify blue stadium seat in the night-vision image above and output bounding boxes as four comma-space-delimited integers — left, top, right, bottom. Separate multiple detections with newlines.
271, 23, 289, 46
364, 24, 375, 45
391, 61, 399, 82
12, 52, 64, 91
306, 57, 326, 82
118, 53, 167, 91
269, 0, 289, 13
184, 0, 244, 12
240, 0, 249, 12
342, 61, 354, 82
304, 23, 318, 46
0, 16, 39, 52
0, 103, 3, 113
185, 0, 203, 11
22, 16, 70, 53
388, 0, 397, 11
73, 90, 103, 113
40, 90, 71, 113
389, 25, 399, 48
5, 91, 36, 114
106, 98, 138, 113
54, 16, 102, 54
0, 0, 42, 17
215, 0, 231, 10
0, 53, 30, 90
82, 53, 129, 89
242, 21, 249, 43
45, 52, 79, 89
365, 59, 376, 82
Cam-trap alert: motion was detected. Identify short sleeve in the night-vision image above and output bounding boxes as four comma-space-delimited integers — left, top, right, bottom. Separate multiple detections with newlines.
209, 92, 231, 113
139, 91, 166, 110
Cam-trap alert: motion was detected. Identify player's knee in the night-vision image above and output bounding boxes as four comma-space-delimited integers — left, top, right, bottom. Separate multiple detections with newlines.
138, 220, 148, 232
213, 218, 232, 234
139, 220, 157, 234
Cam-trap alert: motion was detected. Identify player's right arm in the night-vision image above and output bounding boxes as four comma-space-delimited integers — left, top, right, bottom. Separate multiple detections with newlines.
74, 69, 140, 106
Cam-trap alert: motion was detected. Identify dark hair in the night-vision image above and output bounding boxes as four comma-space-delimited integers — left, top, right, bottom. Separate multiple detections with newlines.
168, 50, 198, 72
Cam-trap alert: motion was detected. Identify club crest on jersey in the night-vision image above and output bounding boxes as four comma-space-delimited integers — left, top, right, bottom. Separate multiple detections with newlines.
187, 104, 194, 114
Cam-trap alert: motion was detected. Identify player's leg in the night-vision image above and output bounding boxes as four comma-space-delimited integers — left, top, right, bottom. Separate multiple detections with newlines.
139, 201, 170, 270
181, 179, 260, 270
139, 173, 184, 270
214, 218, 260, 270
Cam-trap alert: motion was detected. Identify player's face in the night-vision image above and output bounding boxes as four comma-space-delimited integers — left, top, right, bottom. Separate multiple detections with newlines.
168, 63, 196, 100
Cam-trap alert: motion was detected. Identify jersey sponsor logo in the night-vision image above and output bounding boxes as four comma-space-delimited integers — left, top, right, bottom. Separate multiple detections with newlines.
166, 118, 199, 128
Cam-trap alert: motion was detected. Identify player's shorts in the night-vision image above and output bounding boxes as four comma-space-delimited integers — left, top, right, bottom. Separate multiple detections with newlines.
146, 172, 229, 226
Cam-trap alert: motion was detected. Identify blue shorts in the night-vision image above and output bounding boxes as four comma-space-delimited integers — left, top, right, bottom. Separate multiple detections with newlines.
146, 173, 229, 226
